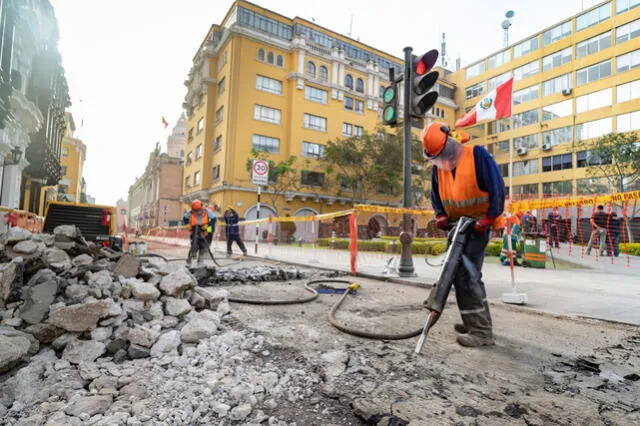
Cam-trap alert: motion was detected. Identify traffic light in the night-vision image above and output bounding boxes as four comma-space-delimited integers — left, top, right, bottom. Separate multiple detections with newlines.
411, 49, 440, 118
381, 82, 398, 126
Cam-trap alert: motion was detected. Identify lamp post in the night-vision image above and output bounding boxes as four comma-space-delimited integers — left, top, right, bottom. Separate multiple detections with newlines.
0, 146, 23, 206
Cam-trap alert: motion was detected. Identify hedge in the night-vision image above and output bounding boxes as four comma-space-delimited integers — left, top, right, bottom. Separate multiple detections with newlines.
620, 243, 640, 256
316, 238, 503, 257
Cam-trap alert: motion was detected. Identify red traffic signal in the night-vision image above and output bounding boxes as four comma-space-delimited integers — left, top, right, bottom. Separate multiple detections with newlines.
411, 49, 440, 118
414, 49, 439, 76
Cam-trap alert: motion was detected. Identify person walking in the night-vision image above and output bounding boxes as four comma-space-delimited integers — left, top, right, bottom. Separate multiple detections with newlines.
547, 210, 562, 249
182, 200, 216, 266
606, 211, 621, 257
586, 205, 607, 256
422, 121, 505, 348
223, 206, 247, 258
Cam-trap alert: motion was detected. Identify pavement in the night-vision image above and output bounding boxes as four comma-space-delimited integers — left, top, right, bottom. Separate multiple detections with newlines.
143, 236, 640, 326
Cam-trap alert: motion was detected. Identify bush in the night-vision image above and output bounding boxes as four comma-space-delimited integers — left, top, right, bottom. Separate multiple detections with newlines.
357, 240, 387, 252
316, 237, 500, 257
485, 241, 502, 257
620, 242, 640, 256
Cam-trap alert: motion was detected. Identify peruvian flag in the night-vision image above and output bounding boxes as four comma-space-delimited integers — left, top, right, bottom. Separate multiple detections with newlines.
455, 78, 513, 128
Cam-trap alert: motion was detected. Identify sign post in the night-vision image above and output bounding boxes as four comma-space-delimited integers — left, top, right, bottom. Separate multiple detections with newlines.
251, 159, 269, 254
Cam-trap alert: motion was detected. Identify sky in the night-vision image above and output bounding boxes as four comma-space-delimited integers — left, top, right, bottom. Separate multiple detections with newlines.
50, 0, 603, 206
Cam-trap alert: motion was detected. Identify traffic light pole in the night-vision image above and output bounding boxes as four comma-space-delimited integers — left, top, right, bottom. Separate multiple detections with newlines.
398, 46, 415, 277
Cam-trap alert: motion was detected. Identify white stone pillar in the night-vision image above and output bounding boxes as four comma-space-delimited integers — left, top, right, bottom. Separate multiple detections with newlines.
331, 61, 339, 99
1, 162, 25, 209
297, 49, 305, 90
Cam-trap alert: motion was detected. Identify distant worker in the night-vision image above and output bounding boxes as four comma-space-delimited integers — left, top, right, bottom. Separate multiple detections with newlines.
205, 203, 219, 247
422, 122, 505, 348
182, 199, 215, 266
586, 205, 607, 256
223, 206, 247, 258
605, 211, 621, 257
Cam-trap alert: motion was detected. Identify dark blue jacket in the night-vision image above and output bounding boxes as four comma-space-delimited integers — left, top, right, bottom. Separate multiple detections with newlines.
431, 145, 505, 219
223, 209, 241, 237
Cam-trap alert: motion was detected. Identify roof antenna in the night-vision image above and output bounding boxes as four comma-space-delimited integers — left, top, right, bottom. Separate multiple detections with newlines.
348, 14, 353, 37
502, 10, 515, 48
441, 33, 446, 68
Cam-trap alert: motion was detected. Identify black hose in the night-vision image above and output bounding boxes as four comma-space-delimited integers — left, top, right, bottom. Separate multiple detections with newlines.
228, 280, 318, 305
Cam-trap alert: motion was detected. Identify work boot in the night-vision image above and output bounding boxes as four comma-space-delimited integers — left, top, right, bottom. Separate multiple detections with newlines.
456, 333, 495, 347
197, 252, 205, 266
454, 323, 469, 334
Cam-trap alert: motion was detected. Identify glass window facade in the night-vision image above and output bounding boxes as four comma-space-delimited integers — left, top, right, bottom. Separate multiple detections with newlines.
512, 109, 539, 128
576, 3, 611, 32
466, 61, 485, 79
542, 99, 573, 121
542, 154, 572, 172
488, 72, 511, 91
513, 159, 539, 176
305, 86, 328, 104
252, 134, 280, 153
617, 110, 640, 132
513, 85, 539, 105
513, 60, 539, 81
576, 88, 612, 113
465, 82, 485, 100
615, 18, 640, 44
617, 79, 640, 103
254, 105, 281, 124
543, 73, 572, 96
542, 126, 573, 147
616, 49, 640, 73
542, 48, 572, 71
256, 75, 282, 95
513, 133, 539, 149
543, 180, 573, 195
575, 117, 612, 141
513, 37, 539, 58
302, 142, 325, 158
576, 60, 611, 86
542, 21, 572, 46
304, 113, 327, 131
488, 50, 511, 70
576, 32, 611, 58
616, 0, 640, 14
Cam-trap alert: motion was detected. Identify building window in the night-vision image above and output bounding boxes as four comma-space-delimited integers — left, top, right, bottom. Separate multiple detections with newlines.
187, 128, 193, 141
343, 123, 353, 136
513, 85, 539, 105
542, 126, 573, 147
62, 147, 69, 157
497, 163, 510, 178
267, 52, 274, 64
356, 78, 364, 93
305, 86, 328, 104
617, 79, 640, 103
577, 178, 612, 194
542, 21, 572, 46
301, 171, 325, 187
488, 72, 511, 91
513, 133, 539, 150
302, 142, 325, 158
466, 61, 485, 79
577, 150, 612, 168
195, 144, 202, 159
434, 83, 455, 99
488, 118, 511, 135
617, 110, 640, 132
577, 60, 611, 86
616, 49, 640, 73
616, 18, 640, 44
513, 159, 539, 176
344, 96, 353, 110
355, 99, 364, 114
212, 165, 220, 181
254, 105, 281, 124
513, 183, 539, 199
303, 113, 327, 132
252, 134, 280, 153
513, 60, 539, 81
258, 49, 265, 61
542, 73, 572, 96
214, 135, 222, 151
616, 0, 640, 14
487, 140, 510, 155
512, 109, 539, 128
345, 74, 353, 90
576, 88, 612, 113
217, 77, 226, 95
576, 3, 611, 32
513, 37, 539, 58
319, 65, 328, 81
465, 82, 485, 100
542, 154, 572, 172
542, 99, 573, 121
61, 166, 67, 176
217, 52, 227, 72
306, 61, 316, 77
576, 32, 611, 58
185, 176, 191, 188
197, 117, 204, 134
575, 117, 612, 141
215, 106, 224, 123
542, 47, 572, 71
379, 86, 385, 98
543, 180, 573, 196
354, 125, 363, 137
277, 54, 284, 67
487, 50, 511, 70
256, 75, 282, 95
186, 152, 193, 165
194, 171, 201, 185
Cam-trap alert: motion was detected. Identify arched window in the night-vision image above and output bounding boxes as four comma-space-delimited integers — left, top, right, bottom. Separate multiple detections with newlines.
277, 55, 284, 67
267, 52, 274, 64
345, 74, 353, 89
319, 65, 328, 81
356, 78, 364, 93
258, 49, 265, 61
379, 86, 385, 98
306, 61, 316, 77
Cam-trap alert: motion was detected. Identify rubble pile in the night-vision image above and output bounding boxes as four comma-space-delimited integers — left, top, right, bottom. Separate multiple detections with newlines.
191, 265, 312, 286
0, 227, 318, 425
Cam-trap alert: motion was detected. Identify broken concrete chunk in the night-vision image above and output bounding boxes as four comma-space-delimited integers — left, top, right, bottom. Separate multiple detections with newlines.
71, 254, 93, 267
64, 395, 112, 417
19, 280, 58, 325
150, 330, 181, 358
130, 281, 160, 301
47, 300, 110, 332
4, 227, 33, 244
127, 325, 159, 348
62, 339, 106, 364
44, 248, 72, 271
0, 259, 25, 308
0, 334, 31, 373
180, 318, 217, 344
53, 225, 80, 240
13, 240, 38, 254
24, 323, 65, 344
164, 297, 192, 317
159, 269, 196, 297
112, 254, 140, 278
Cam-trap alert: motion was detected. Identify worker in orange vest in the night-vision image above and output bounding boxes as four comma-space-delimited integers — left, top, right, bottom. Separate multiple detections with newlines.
422, 121, 505, 347
182, 199, 216, 266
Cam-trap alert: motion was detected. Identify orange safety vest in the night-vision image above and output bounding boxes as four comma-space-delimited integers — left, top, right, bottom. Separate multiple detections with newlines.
190, 210, 209, 234
437, 145, 490, 220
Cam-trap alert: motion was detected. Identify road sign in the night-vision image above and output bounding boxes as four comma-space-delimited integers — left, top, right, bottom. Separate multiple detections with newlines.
252, 159, 269, 186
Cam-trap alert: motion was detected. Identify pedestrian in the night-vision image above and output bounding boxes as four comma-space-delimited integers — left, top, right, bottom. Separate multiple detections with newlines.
522, 210, 535, 233
223, 206, 247, 258
182, 199, 215, 266
205, 203, 219, 247
586, 205, 607, 256
606, 211, 621, 257
499, 213, 522, 266
422, 121, 505, 347
547, 210, 561, 249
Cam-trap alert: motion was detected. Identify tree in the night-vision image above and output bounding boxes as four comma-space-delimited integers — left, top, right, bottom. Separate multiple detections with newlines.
246, 149, 303, 213
575, 131, 640, 241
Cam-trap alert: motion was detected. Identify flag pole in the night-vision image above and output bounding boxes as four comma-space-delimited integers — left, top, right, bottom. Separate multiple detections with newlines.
508, 116, 513, 200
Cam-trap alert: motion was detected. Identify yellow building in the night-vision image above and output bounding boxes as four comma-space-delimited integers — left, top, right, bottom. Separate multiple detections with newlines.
58, 112, 86, 202
446, 0, 640, 199
182, 0, 456, 223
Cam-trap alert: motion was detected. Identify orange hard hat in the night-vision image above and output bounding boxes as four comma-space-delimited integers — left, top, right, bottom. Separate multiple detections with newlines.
192, 199, 202, 210
422, 121, 450, 158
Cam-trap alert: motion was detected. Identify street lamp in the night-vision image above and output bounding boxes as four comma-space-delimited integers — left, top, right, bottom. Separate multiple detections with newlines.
0, 147, 23, 206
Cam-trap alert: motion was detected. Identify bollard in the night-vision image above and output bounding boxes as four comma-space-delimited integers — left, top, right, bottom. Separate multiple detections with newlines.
331, 231, 337, 249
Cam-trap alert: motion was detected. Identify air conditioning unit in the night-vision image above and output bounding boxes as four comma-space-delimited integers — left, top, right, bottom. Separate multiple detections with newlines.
517, 147, 528, 156
562, 88, 573, 96
542, 143, 552, 151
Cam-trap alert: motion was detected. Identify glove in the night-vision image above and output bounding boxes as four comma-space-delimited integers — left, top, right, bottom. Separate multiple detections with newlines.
473, 216, 496, 235
436, 215, 449, 231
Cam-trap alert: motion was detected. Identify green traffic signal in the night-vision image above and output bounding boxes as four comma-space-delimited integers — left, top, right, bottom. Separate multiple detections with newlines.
383, 86, 395, 103
383, 105, 396, 122
382, 84, 398, 126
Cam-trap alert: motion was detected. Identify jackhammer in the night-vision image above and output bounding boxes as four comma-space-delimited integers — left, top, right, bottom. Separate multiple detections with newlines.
415, 216, 481, 354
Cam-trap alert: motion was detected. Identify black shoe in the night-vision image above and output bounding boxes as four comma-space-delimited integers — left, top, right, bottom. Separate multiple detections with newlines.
454, 323, 469, 334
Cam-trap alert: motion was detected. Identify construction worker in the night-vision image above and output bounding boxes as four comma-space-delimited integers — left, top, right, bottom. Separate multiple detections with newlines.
422, 121, 505, 347
182, 199, 215, 266
205, 203, 219, 247
223, 206, 247, 258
